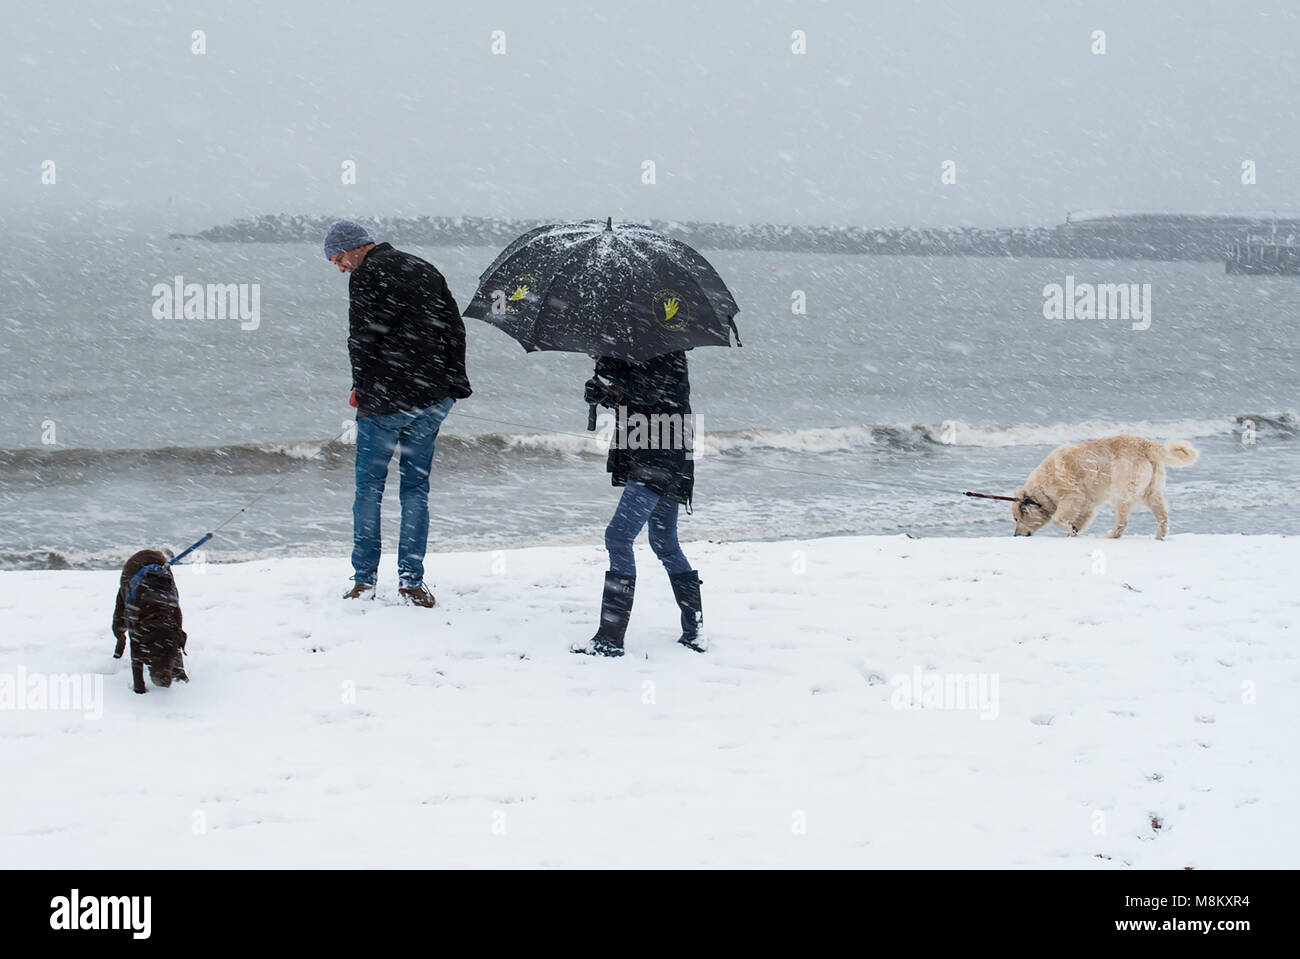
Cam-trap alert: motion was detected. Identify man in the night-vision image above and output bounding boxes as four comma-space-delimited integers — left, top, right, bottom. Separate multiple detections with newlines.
324, 219, 472, 606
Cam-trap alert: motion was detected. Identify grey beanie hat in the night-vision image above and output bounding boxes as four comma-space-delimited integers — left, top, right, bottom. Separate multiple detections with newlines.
323, 220, 375, 259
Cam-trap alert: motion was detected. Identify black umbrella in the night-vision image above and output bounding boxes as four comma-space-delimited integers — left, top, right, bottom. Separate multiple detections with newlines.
463, 218, 742, 363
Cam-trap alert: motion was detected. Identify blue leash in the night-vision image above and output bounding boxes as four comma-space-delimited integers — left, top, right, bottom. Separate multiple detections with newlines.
170, 533, 213, 566
167, 422, 355, 566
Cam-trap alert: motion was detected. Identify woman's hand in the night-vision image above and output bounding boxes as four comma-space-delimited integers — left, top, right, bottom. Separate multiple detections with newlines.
584, 377, 619, 408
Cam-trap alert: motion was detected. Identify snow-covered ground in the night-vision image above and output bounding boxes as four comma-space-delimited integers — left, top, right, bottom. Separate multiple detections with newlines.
1, 533, 1295, 868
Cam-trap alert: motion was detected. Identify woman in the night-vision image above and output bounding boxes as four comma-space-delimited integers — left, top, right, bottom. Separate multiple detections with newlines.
571, 350, 704, 657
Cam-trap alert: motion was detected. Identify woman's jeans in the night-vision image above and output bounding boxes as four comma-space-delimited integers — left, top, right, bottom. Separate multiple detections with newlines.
352, 397, 455, 588
605, 481, 692, 578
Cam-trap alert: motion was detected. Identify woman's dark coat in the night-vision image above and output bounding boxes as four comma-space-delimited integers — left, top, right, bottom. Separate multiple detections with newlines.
594, 351, 694, 507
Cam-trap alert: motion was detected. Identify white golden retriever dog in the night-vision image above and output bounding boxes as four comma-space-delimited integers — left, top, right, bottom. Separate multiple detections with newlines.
1011, 435, 1198, 539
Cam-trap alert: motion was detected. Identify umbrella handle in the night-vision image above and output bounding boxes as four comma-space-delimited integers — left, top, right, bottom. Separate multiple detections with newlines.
587, 404, 598, 431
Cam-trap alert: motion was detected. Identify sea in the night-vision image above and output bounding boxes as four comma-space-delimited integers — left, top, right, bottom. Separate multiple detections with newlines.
1, 234, 1295, 569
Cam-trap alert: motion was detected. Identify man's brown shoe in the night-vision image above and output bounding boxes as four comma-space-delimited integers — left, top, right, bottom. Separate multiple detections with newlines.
398, 584, 436, 608
343, 582, 375, 600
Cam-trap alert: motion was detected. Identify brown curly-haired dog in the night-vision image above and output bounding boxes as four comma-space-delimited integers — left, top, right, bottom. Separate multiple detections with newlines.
112, 549, 189, 694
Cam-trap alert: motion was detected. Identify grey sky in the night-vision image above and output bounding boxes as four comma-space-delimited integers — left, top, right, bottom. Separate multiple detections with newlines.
2, 0, 1297, 232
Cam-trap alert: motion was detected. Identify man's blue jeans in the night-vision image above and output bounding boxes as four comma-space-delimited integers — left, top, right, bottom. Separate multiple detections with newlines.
351, 397, 455, 588
604, 481, 692, 578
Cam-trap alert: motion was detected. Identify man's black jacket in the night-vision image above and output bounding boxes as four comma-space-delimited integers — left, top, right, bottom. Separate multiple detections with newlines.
348, 242, 472, 418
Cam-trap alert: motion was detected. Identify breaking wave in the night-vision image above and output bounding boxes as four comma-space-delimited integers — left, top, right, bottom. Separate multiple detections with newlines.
0, 412, 1291, 479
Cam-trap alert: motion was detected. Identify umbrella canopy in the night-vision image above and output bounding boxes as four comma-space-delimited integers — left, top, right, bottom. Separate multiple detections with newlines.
463, 219, 741, 363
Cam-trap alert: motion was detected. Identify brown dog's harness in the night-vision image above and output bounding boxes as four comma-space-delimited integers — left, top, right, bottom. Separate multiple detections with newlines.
126, 563, 178, 604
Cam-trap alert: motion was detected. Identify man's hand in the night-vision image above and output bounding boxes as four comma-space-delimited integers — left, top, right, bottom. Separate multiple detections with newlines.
348, 388, 359, 409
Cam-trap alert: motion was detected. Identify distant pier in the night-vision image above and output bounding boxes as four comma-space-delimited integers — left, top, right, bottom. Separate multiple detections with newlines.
180, 212, 1300, 265
1226, 233, 1300, 275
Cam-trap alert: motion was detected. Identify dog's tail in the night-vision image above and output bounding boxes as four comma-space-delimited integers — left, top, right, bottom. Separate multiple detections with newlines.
1150, 439, 1199, 467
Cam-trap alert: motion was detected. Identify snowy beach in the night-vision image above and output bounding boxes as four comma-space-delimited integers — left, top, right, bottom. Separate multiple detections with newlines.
2, 532, 1294, 868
